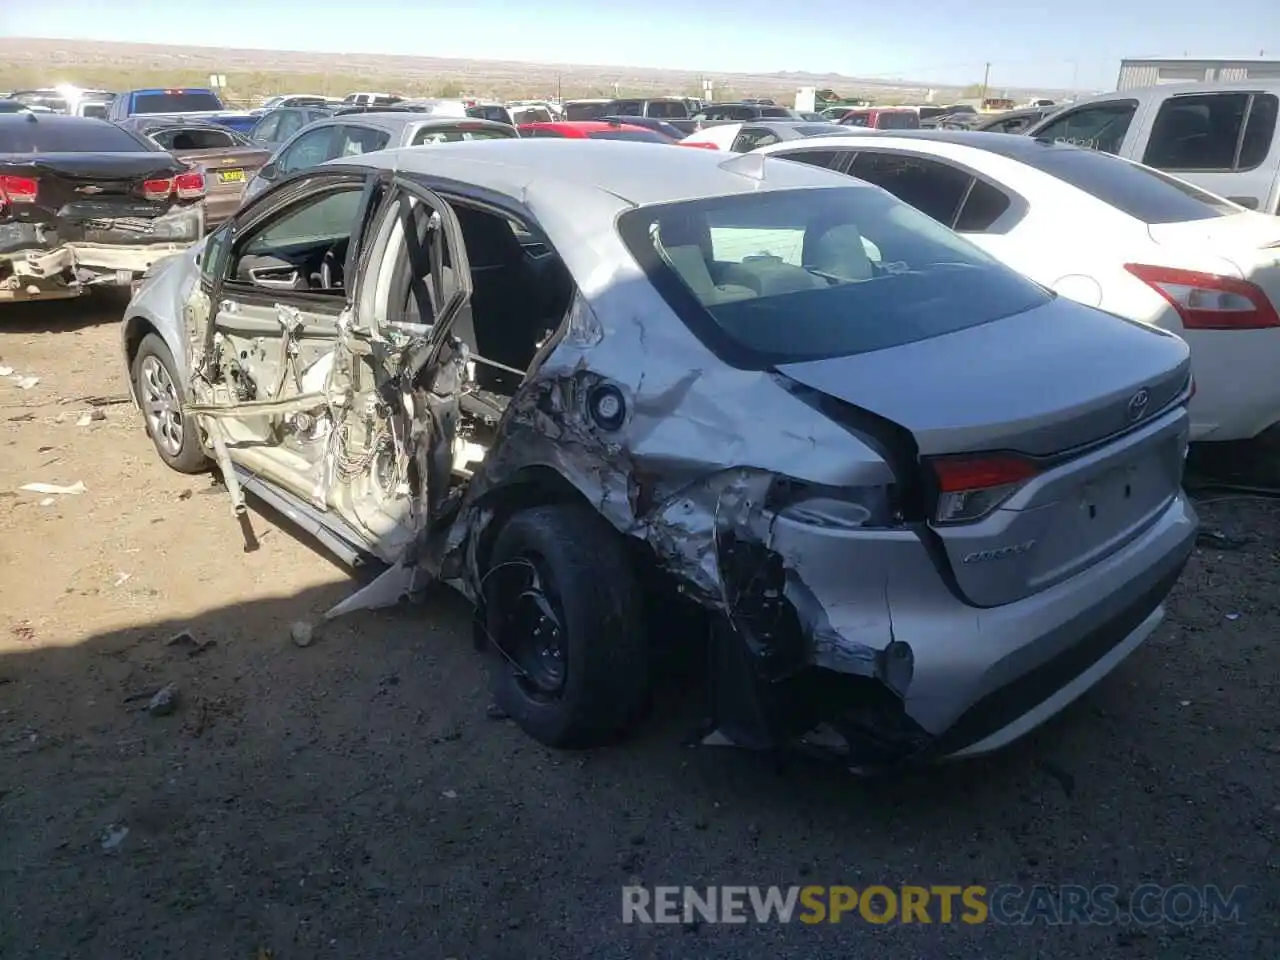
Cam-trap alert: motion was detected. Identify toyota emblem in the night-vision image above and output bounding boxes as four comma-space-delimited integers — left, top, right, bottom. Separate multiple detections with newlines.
1127, 388, 1151, 422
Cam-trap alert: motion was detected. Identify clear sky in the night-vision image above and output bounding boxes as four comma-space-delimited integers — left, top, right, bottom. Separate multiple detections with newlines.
2, 0, 1277, 91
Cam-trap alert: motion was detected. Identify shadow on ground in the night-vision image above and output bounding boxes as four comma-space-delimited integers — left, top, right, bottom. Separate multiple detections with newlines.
1, 290, 130, 335
1, 548, 1276, 960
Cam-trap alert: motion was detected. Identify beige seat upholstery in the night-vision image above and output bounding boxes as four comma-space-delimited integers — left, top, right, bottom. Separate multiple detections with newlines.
807, 223, 875, 281
662, 244, 757, 304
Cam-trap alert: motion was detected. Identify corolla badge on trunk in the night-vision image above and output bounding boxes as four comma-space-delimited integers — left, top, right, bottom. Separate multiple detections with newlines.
962, 540, 1037, 564
76, 185, 104, 195
1127, 388, 1151, 422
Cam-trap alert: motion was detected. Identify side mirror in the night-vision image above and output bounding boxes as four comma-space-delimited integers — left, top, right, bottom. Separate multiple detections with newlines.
259, 161, 278, 180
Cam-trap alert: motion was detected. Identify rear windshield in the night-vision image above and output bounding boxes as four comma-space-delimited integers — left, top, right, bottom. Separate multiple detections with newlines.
648, 100, 690, 118
564, 102, 609, 121
412, 124, 516, 145
618, 186, 1050, 367
467, 105, 512, 123
1022, 145, 1237, 223
0, 119, 151, 153
587, 129, 667, 142
151, 126, 244, 150
132, 91, 222, 114
760, 107, 792, 118
875, 112, 919, 129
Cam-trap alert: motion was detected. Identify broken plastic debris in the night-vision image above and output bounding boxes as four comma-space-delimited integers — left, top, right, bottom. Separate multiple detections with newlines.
1226, 612, 1241, 621
19, 481, 86, 496
10, 375, 39, 390
147, 683, 179, 717
39, 497, 54, 507
76, 409, 106, 427
442, 789, 458, 799
1179, 700, 1192, 707
0, 365, 12, 376
101, 825, 129, 852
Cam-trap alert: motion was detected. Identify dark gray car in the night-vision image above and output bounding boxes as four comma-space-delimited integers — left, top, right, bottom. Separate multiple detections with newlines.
243, 113, 518, 201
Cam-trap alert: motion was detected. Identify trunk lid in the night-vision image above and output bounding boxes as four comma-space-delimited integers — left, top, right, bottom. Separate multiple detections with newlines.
1, 152, 187, 227
1148, 212, 1280, 319
175, 146, 272, 192
776, 297, 1192, 607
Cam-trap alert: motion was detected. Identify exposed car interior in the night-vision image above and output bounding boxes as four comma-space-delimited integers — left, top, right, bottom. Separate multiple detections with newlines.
382, 195, 575, 476
229, 187, 362, 294
153, 126, 242, 151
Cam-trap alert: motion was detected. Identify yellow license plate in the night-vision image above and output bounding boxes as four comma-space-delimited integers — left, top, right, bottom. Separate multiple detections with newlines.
217, 169, 245, 183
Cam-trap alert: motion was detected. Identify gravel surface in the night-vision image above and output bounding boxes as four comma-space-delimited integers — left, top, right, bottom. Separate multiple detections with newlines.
1, 298, 1277, 959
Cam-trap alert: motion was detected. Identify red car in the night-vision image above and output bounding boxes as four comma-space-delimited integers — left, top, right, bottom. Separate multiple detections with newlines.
838, 107, 921, 130
518, 120, 671, 143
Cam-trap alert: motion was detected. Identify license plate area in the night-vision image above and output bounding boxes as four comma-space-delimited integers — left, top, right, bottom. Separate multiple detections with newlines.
217, 169, 245, 184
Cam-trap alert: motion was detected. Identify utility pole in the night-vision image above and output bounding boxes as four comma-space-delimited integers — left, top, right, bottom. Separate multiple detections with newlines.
979, 62, 990, 101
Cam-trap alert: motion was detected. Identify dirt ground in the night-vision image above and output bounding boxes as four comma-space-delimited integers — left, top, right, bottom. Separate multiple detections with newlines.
2, 296, 1278, 960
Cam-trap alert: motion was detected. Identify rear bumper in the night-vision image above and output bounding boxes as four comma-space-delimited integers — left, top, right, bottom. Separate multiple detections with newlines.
714, 490, 1197, 765
2, 239, 195, 302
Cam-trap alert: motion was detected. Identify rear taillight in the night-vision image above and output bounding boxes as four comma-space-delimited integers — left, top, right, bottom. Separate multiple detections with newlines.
142, 177, 174, 200
930, 454, 1039, 524
0, 175, 39, 204
174, 170, 205, 199
1125, 263, 1280, 330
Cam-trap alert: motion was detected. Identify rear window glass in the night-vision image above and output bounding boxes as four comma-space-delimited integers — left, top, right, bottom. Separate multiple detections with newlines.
587, 129, 667, 142
151, 127, 242, 150
1143, 93, 1279, 171
564, 102, 608, 121
608, 100, 644, 116
843, 112, 871, 127
467, 105, 512, 124
0, 118, 151, 153
876, 112, 920, 130
12, 92, 69, 112
647, 100, 689, 118
1021, 146, 1237, 223
412, 124, 516, 145
131, 91, 223, 114
618, 186, 1050, 367
760, 107, 792, 118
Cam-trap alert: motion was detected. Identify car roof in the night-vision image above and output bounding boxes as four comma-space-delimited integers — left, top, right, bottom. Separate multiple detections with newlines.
0, 112, 116, 130
839, 128, 1107, 159
339, 137, 868, 207
1064, 79, 1280, 109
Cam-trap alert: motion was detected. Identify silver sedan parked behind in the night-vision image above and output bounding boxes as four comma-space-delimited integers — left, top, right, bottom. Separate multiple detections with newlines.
119, 140, 1197, 766
242, 113, 518, 202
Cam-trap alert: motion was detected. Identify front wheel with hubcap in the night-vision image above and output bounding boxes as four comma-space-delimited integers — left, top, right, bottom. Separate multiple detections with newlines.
132, 332, 209, 474
483, 502, 649, 748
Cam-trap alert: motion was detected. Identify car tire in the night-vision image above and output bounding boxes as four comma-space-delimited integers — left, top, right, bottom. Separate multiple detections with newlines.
483, 503, 649, 748
132, 332, 209, 474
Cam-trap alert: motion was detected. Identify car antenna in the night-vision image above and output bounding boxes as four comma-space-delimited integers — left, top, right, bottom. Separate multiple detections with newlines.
718, 151, 767, 182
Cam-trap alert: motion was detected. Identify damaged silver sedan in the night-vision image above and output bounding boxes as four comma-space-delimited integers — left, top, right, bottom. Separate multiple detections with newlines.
120, 139, 1198, 766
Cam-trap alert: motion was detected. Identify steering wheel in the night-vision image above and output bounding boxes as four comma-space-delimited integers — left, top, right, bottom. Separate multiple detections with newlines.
319, 241, 344, 290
